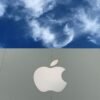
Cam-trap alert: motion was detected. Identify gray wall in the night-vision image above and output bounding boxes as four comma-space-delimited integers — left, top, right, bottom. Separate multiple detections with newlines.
0, 49, 100, 100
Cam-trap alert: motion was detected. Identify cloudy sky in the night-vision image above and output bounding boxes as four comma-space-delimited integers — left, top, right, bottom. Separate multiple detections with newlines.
0, 0, 100, 48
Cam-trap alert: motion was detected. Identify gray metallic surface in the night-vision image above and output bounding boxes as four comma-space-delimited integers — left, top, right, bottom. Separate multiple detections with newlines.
0, 49, 100, 100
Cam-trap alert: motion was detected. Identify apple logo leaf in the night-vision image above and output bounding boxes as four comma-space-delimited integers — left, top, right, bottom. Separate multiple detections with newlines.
50, 59, 59, 67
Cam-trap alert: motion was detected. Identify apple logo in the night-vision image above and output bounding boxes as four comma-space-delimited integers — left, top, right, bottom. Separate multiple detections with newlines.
33, 59, 67, 92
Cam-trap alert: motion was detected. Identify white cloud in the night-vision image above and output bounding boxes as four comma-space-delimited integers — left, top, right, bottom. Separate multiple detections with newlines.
29, 19, 74, 48
0, 2, 6, 17
47, 15, 68, 25
86, 0, 100, 10
30, 20, 55, 47
74, 8, 100, 45
52, 24, 75, 48
21, 0, 56, 18
88, 36, 100, 45
77, 9, 100, 33
1, 0, 100, 47
22, 0, 75, 48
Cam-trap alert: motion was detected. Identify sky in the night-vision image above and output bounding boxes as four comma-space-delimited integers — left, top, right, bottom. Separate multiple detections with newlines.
0, 0, 100, 48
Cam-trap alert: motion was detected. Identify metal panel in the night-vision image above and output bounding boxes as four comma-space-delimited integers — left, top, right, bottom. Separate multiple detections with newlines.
0, 49, 100, 100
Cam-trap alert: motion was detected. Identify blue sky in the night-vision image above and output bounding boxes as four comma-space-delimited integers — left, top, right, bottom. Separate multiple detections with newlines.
0, 0, 100, 48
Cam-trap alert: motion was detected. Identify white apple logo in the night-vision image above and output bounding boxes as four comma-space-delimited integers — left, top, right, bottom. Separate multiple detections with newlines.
33, 59, 67, 92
